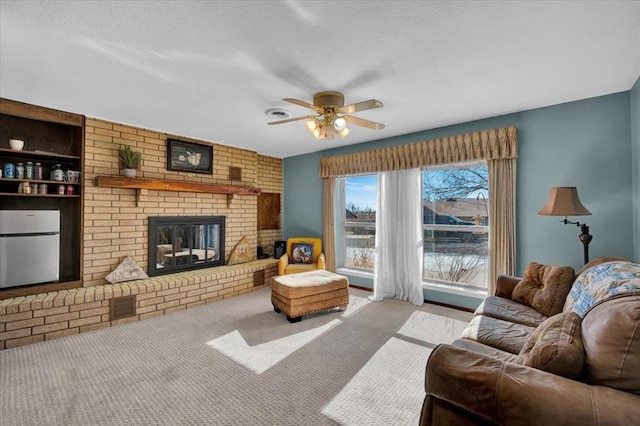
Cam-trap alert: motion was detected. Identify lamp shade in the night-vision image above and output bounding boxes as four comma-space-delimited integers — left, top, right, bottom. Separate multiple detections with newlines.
538, 187, 591, 216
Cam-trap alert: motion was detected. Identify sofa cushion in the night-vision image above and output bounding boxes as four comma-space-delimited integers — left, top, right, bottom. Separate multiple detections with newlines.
511, 262, 575, 317
581, 294, 640, 394
290, 242, 314, 264
283, 263, 319, 275
460, 315, 536, 354
452, 338, 519, 363
475, 296, 548, 328
515, 312, 584, 379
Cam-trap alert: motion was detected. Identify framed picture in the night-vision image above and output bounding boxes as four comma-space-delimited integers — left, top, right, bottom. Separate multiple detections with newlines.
166, 139, 213, 174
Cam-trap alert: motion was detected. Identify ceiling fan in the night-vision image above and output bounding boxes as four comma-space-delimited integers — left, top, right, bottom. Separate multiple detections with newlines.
267, 91, 385, 140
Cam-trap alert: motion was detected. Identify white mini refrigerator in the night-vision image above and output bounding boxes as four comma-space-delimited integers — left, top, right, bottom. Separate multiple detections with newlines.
0, 210, 60, 288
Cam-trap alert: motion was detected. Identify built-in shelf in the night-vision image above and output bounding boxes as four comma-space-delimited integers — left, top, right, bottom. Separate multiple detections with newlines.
94, 176, 261, 207
0, 178, 80, 185
0, 148, 81, 160
0, 193, 80, 198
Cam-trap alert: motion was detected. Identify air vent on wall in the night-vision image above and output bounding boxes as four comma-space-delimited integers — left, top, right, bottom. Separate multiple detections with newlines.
229, 166, 242, 181
110, 295, 137, 321
253, 270, 265, 287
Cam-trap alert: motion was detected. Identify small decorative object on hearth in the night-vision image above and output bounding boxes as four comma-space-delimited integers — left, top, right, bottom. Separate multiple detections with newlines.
119, 145, 141, 178
228, 236, 253, 265
106, 256, 149, 284
538, 186, 593, 264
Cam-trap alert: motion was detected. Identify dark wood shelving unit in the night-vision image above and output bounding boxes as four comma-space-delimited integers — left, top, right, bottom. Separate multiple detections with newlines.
94, 176, 261, 206
0, 98, 85, 299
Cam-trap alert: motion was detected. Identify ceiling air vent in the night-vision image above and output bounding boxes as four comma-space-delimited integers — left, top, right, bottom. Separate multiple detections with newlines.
110, 295, 137, 321
229, 166, 242, 181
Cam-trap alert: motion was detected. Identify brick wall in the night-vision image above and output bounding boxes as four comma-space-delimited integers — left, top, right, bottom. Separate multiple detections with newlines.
0, 260, 278, 349
83, 118, 280, 286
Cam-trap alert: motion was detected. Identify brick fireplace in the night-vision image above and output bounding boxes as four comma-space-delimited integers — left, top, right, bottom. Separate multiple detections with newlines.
0, 117, 283, 350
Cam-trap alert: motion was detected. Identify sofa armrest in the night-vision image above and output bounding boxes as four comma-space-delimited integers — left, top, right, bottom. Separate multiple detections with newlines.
278, 253, 289, 276
422, 344, 640, 426
318, 253, 326, 270
494, 274, 521, 298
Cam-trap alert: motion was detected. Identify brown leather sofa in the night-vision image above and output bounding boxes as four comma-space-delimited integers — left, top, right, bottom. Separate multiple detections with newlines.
420, 257, 640, 425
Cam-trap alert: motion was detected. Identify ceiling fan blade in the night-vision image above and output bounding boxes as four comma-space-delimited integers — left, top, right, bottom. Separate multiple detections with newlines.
267, 115, 314, 125
338, 99, 383, 114
344, 115, 386, 131
283, 98, 322, 112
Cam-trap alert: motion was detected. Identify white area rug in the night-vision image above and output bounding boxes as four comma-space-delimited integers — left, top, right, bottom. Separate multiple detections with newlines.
398, 311, 468, 345
322, 337, 433, 425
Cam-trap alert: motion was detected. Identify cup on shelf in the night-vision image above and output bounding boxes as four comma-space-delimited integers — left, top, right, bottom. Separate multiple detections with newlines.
50, 169, 64, 181
67, 170, 80, 184
9, 139, 24, 151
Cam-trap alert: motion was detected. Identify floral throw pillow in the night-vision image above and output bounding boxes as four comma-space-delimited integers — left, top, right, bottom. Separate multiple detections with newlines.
291, 243, 314, 264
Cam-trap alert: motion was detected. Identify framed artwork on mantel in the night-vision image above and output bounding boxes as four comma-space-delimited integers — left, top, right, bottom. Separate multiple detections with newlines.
166, 139, 213, 174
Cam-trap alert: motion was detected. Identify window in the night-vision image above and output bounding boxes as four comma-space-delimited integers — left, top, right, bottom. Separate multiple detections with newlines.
336, 174, 377, 272
334, 164, 490, 294
422, 162, 489, 292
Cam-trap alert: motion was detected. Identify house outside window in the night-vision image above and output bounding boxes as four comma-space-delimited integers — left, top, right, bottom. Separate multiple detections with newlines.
335, 165, 489, 296
422, 161, 489, 293
336, 175, 377, 272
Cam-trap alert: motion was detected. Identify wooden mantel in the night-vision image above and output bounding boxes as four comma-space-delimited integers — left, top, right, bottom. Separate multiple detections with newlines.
94, 176, 261, 206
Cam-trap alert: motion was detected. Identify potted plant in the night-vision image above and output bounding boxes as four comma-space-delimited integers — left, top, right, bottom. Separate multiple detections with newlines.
118, 145, 141, 178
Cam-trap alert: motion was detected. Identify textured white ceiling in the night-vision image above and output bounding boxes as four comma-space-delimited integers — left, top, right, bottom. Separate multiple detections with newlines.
1, 1, 638, 158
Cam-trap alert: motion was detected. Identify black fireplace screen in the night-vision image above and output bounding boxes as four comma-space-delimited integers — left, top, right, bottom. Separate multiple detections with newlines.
148, 216, 225, 277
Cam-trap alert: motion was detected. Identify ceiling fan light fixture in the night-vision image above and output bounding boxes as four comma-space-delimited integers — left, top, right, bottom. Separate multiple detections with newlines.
333, 117, 347, 131
305, 118, 318, 132
339, 127, 351, 138
327, 125, 338, 139
269, 91, 385, 141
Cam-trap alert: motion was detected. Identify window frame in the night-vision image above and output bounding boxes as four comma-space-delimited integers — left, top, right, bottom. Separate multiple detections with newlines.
335, 174, 377, 276
421, 161, 490, 296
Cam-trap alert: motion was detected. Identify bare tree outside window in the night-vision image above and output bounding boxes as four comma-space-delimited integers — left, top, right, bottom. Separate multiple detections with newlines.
423, 166, 488, 201
422, 163, 490, 291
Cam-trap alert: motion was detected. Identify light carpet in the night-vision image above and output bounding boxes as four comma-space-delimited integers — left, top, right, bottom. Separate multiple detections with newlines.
0, 287, 471, 425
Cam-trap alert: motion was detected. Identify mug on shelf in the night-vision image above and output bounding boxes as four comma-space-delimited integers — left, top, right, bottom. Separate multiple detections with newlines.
50, 165, 64, 181
67, 170, 80, 184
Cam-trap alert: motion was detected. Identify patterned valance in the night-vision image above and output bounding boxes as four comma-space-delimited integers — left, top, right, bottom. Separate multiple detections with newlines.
319, 126, 517, 178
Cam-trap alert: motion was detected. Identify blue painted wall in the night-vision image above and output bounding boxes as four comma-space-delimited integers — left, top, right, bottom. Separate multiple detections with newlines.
631, 76, 640, 261
283, 92, 635, 308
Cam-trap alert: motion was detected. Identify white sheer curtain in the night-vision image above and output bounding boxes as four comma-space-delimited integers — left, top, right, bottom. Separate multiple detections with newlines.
370, 168, 424, 306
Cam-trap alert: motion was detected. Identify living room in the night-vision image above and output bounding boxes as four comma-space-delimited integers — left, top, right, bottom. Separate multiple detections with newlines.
1, 2, 639, 425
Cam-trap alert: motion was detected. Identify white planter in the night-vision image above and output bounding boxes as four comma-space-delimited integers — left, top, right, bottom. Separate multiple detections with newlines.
123, 168, 137, 178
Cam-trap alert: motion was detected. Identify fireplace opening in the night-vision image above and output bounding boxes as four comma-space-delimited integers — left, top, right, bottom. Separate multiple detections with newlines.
148, 216, 225, 277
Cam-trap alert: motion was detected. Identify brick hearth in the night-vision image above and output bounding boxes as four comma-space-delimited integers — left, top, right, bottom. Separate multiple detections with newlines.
0, 259, 278, 349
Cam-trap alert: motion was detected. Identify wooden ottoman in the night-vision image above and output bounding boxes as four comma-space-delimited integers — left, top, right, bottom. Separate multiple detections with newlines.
271, 270, 349, 323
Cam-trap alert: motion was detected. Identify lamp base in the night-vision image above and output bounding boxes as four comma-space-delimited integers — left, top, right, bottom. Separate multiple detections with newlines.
563, 219, 592, 264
